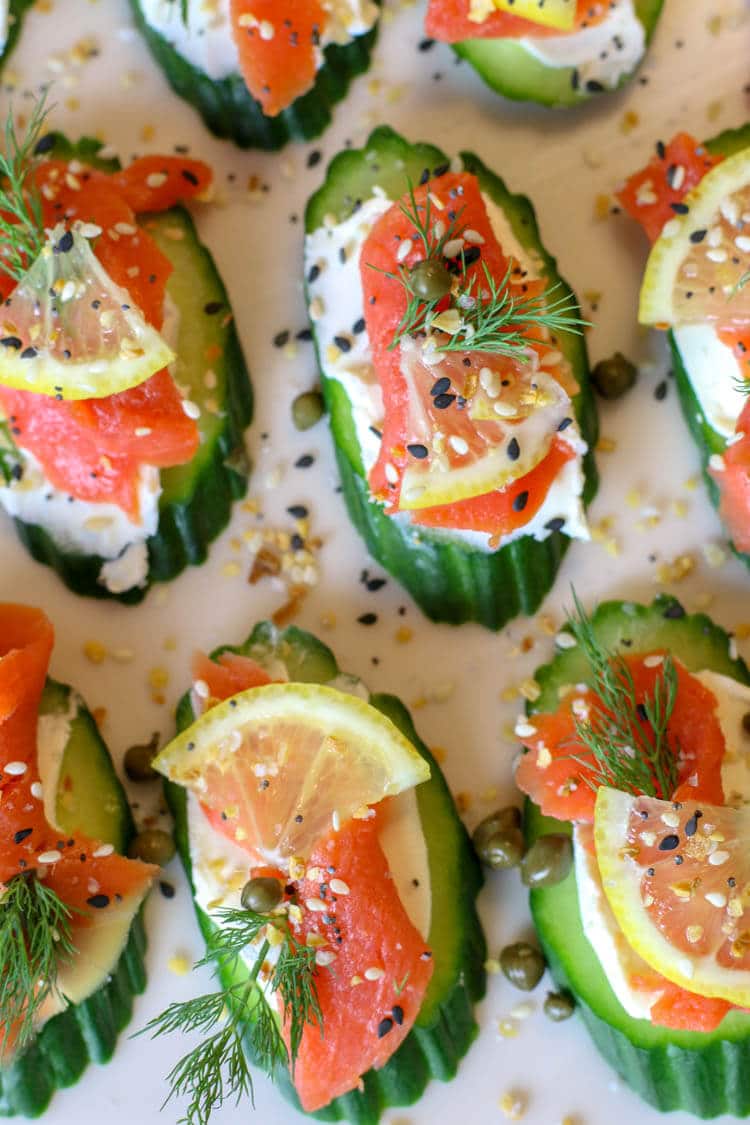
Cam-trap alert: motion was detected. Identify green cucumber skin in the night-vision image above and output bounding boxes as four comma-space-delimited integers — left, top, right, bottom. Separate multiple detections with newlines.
452, 0, 664, 108
524, 596, 750, 1118
129, 0, 379, 151
166, 621, 486, 1124
1, 0, 34, 70
8, 135, 253, 604
305, 126, 598, 631
0, 685, 148, 1119
668, 122, 750, 570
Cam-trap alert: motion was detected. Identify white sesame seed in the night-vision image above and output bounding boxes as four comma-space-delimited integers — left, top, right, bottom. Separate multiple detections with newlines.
514, 719, 536, 739
540, 349, 563, 368
182, 399, 200, 420
193, 679, 210, 699
93, 844, 115, 858
443, 238, 465, 258
332, 810, 341, 831
364, 966, 385, 981
77, 221, 102, 239
708, 850, 730, 866
705, 892, 727, 908
37, 850, 62, 864
661, 812, 680, 828
707, 227, 723, 247
661, 219, 681, 238
555, 632, 577, 650
463, 229, 485, 245
304, 898, 328, 912
644, 654, 664, 668
4, 761, 27, 776
709, 453, 725, 472
30, 781, 43, 800
113, 221, 136, 236
479, 366, 501, 397
720, 198, 740, 225
396, 238, 412, 263
706, 248, 728, 263
146, 172, 168, 189
671, 165, 686, 190
449, 435, 469, 456
735, 235, 750, 253
259, 18, 275, 39
384, 462, 399, 485
329, 879, 350, 896
315, 950, 337, 967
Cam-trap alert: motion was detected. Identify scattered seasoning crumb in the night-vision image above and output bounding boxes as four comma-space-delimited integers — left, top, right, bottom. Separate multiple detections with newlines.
500, 1091, 528, 1120
167, 952, 191, 976
83, 639, 107, 664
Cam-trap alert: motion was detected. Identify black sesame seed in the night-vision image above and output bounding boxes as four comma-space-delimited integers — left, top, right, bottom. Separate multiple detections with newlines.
204, 300, 223, 315
418, 38, 435, 51
34, 133, 55, 155
334, 335, 352, 353
684, 810, 702, 838
159, 880, 176, 899
430, 377, 451, 397
433, 393, 456, 409
507, 437, 520, 462
513, 490, 529, 513
636, 703, 648, 722
307, 150, 322, 168
20, 347, 37, 359
295, 454, 315, 469
54, 230, 74, 254
463, 246, 481, 267
358, 612, 377, 626
655, 380, 668, 401
418, 168, 430, 186
86, 894, 110, 909
670, 202, 690, 214
658, 834, 680, 851
377, 1017, 394, 1038
585, 79, 605, 93
352, 316, 366, 334
273, 330, 290, 348
433, 162, 450, 178
182, 168, 199, 185
308, 264, 321, 284
662, 601, 686, 620
0, 336, 22, 349
646, 867, 655, 876
674, 855, 684, 865
689, 229, 707, 243
13, 828, 32, 844
557, 417, 573, 431
392, 1005, 404, 1025
729, 877, 737, 887
656, 140, 666, 159
544, 517, 565, 533
406, 443, 429, 460
287, 504, 308, 519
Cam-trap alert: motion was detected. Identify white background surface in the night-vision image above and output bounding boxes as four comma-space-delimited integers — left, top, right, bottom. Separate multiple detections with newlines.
2, 1, 750, 1122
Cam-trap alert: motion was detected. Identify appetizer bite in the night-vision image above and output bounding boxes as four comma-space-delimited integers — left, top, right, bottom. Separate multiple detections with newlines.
149, 621, 486, 1122
0, 603, 156, 1116
424, 0, 663, 107
0, 104, 252, 601
619, 124, 750, 564
130, 0, 380, 150
304, 127, 598, 630
515, 595, 750, 1116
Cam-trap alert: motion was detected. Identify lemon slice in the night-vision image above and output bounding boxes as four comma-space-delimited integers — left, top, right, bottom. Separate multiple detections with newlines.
468, 0, 576, 31
154, 682, 430, 861
0, 225, 175, 400
595, 786, 750, 1006
639, 147, 750, 328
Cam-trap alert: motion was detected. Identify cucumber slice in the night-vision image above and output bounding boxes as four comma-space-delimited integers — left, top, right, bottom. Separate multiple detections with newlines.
1, 0, 34, 72
129, 0, 379, 151
5, 134, 253, 603
0, 681, 147, 1119
524, 595, 750, 1117
168, 622, 486, 1124
453, 0, 664, 107
669, 122, 750, 567
304, 126, 598, 630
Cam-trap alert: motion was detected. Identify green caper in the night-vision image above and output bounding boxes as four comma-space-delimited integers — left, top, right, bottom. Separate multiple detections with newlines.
408, 258, 453, 302
473, 806, 522, 848
476, 826, 525, 870
127, 829, 176, 866
520, 834, 573, 888
544, 990, 575, 1021
591, 352, 638, 400
241, 876, 283, 914
499, 941, 546, 991
123, 731, 161, 782
292, 390, 325, 431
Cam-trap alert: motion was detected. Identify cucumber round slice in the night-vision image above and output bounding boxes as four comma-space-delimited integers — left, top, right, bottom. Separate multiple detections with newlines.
5, 134, 253, 604
668, 122, 750, 568
129, 0, 379, 151
167, 622, 486, 1123
452, 0, 664, 108
305, 126, 598, 631
524, 595, 750, 1117
0, 681, 147, 1119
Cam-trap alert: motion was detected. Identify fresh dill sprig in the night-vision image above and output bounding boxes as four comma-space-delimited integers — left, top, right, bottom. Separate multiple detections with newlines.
436, 262, 587, 358
372, 180, 587, 360
0, 92, 52, 283
0, 874, 76, 1055
730, 269, 750, 298
0, 420, 22, 485
565, 592, 680, 799
145, 905, 322, 1125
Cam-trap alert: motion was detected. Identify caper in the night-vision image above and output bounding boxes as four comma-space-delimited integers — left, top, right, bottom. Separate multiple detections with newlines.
292, 390, 325, 431
473, 806, 522, 848
123, 731, 161, 782
499, 941, 546, 991
408, 258, 453, 302
520, 834, 573, 888
127, 829, 175, 866
591, 352, 638, 400
241, 876, 283, 914
478, 827, 525, 870
544, 990, 575, 1021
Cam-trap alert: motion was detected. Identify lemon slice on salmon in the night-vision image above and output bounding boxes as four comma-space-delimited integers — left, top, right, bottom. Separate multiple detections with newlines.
0, 225, 175, 400
639, 147, 750, 328
153, 683, 430, 862
469, 0, 576, 31
595, 786, 750, 1006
